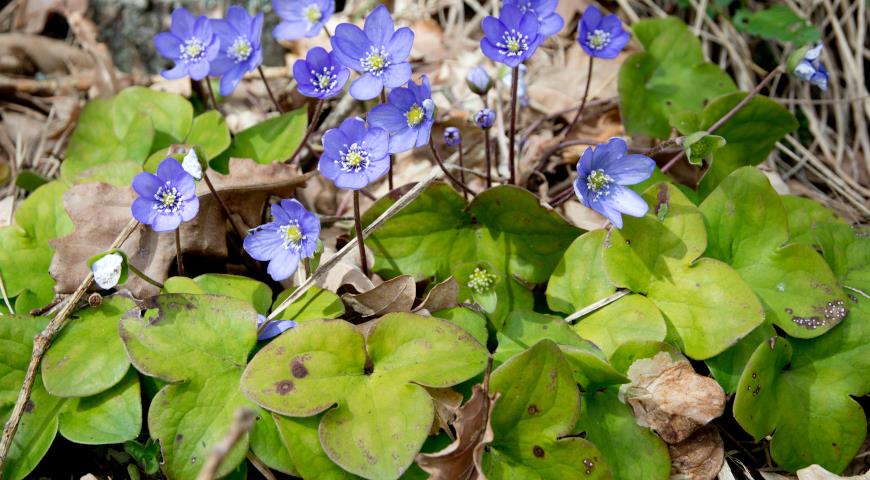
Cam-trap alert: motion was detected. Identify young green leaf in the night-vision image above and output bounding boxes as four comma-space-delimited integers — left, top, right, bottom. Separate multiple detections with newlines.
682, 131, 727, 166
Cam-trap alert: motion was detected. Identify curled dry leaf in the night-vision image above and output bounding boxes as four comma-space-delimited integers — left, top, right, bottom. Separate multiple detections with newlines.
342, 274, 416, 317
416, 384, 500, 480
14, 0, 88, 34
426, 387, 464, 436
0, 33, 95, 76
414, 276, 459, 315
668, 425, 724, 480
315, 244, 376, 293
759, 465, 870, 480
50, 158, 310, 298
619, 351, 726, 444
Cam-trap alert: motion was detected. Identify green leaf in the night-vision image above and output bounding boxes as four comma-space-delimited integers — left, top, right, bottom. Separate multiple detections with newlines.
696, 93, 798, 196
700, 167, 846, 338
188, 110, 231, 160
0, 315, 64, 480
61, 97, 154, 183
733, 4, 819, 44
227, 108, 307, 164
112, 86, 193, 150
431, 307, 489, 346
734, 299, 870, 472
250, 410, 297, 475
453, 261, 534, 330
273, 414, 359, 479
572, 294, 667, 358
682, 131, 727, 166
705, 323, 776, 393
43, 296, 135, 397
125, 439, 161, 475
546, 230, 616, 316
241, 314, 488, 479
271, 286, 345, 322
619, 17, 737, 139
58, 369, 141, 444
363, 184, 580, 285
482, 340, 611, 479
120, 294, 259, 479
577, 389, 670, 480
72, 160, 143, 186
163, 274, 273, 314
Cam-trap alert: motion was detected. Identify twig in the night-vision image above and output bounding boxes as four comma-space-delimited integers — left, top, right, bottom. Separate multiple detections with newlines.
202, 172, 247, 242
507, 67, 519, 185
458, 144, 468, 201
258, 66, 283, 113
0, 271, 13, 314
196, 408, 257, 480
429, 140, 476, 198
0, 219, 140, 474
562, 57, 594, 139
246, 452, 278, 480
174, 229, 185, 276
564, 290, 629, 324
288, 99, 325, 166
353, 191, 369, 277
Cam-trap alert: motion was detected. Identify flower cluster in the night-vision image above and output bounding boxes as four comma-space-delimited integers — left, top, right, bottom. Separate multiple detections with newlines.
467, 266, 497, 294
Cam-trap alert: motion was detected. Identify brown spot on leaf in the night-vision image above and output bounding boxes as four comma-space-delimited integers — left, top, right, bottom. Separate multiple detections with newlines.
291, 358, 309, 378
532, 446, 545, 458
583, 458, 595, 474
275, 380, 295, 395
527, 405, 539, 415
176, 434, 184, 443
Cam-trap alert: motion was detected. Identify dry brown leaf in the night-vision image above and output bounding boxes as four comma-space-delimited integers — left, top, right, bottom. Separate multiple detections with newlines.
414, 277, 459, 314
342, 274, 416, 317
50, 158, 310, 298
0, 33, 94, 76
668, 425, 724, 480
14, 0, 87, 34
619, 352, 726, 444
416, 384, 500, 480
760, 466, 870, 480
426, 387, 464, 436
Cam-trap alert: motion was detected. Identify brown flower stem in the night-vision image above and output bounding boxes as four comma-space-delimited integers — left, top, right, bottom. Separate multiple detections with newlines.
508, 66, 519, 185
0, 219, 140, 475
202, 171, 246, 242
380, 90, 394, 190
287, 99, 324, 166
484, 129, 493, 188
563, 56, 594, 139
353, 190, 369, 277
549, 186, 575, 208
458, 144, 468, 201
174, 228, 185, 276
429, 139, 476, 198
204, 78, 220, 111
127, 263, 164, 289
661, 65, 783, 173
322, 25, 332, 39
258, 66, 283, 113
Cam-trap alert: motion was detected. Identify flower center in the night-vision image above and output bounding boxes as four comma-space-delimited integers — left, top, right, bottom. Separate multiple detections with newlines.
180, 38, 206, 63
338, 143, 371, 172
361, 46, 391, 76
153, 182, 184, 214
518, 1, 534, 13
467, 267, 497, 294
279, 222, 305, 251
304, 4, 322, 25
586, 169, 614, 199
497, 29, 529, 57
228, 36, 253, 63
406, 104, 425, 127
586, 29, 612, 50
311, 66, 337, 93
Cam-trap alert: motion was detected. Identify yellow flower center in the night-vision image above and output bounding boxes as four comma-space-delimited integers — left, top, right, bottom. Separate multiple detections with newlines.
507, 39, 520, 52
406, 105, 425, 127
284, 225, 303, 244
305, 5, 322, 24
345, 151, 364, 167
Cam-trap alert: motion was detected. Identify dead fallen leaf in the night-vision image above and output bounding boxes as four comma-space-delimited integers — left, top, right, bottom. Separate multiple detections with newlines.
342, 274, 416, 317
0, 33, 94, 76
426, 387, 464, 436
619, 352, 726, 444
14, 0, 88, 34
316, 244, 376, 293
414, 277, 459, 314
50, 158, 310, 298
668, 425, 724, 480
416, 384, 500, 480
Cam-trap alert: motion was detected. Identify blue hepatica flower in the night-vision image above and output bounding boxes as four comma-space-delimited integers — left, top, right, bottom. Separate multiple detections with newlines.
131, 158, 199, 232
319, 118, 390, 189
503, 0, 564, 37
791, 43, 828, 91
273, 0, 334, 40
466, 66, 492, 95
480, 5, 543, 68
154, 8, 220, 81
244, 199, 320, 282
368, 75, 435, 154
209, 6, 263, 96
577, 5, 630, 59
475, 108, 496, 129
257, 314, 297, 341
331, 5, 414, 100
293, 46, 350, 99
573, 138, 655, 229
444, 127, 461, 147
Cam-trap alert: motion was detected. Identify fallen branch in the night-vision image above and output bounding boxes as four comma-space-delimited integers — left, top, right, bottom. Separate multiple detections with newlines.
196, 408, 257, 480
564, 290, 630, 324
0, 218, 141, 476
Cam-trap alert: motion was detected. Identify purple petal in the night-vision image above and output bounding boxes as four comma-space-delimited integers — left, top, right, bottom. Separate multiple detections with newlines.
250, 12, 265, 39
416, 120, 432, 147
152, 213, 182, 232
368, 104, 408, 133
388, 86, 416, 111
169, 8, 196, 38
244, 226, 282, 261
272, 0, 299, 20
364, 5, 394, 46
204, 39, 221, 61
333, 172, 370, 190
267, 248, 300, 281
339, 117, 368, 143
518, 12, 540, 39
156, 158, 187, 182
577, 147, 593, 177
387, 127, 417, 154
573, 176, 590, 206
382, 62, 411, 89
331, 24, 370, 71
211, 18, 238, 41
180, 196, 199, 222
307, 46, 331, 66
591, 138, 628, 170
599, 15, 624, 35
349, 73, 383, 100
131, 197, 158, 225
188, 60, 210, 80
292, 59, 313, 86
258, 319, 297, 341
365, 127, 390, 159
539, 13, 564, 36
480, 39, 506, 64
500, 5, 524, 28
209, 55, 236, 75
161, 63, 189, 80
386, 27, 414, 61
219, 67, 245, 96
318, 155, 341, 180
271, 202, 291, 223
365, 156, 390, 182
273, 20, 309, 41
606, 154, 655, 185
419, 75, 431, 99
279, 198, 307, 219
132, 172, 162, 197
322, 128, 351, 155
592, 198, 624, 228
332, 68, 350, 95
154, 32, 182, 60
481, 16, 507, 42
581, 5, 603, 29
192, 15, 213, 39
607, 185, 649, 218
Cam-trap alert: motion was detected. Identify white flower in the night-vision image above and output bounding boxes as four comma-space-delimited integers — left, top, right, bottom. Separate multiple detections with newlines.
92, 253, 124, 289
181, 148, 203, 180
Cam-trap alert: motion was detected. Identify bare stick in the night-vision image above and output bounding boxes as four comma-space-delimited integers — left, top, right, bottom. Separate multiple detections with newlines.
246, 452, 278, 480
287, 99, 325, 166
196, 408, 257, 480
258, 66, 283, 113
127, 263, 164, 289
661, 66, 783, 173
0, 219, 140, 474
175, 229, 185, 276
564, 290, 629, 324
508, 67, 519, 185
429, 139, 476, 198
353, 190, 369, 278
0, 271, 13, 314
562, 56, 594, 139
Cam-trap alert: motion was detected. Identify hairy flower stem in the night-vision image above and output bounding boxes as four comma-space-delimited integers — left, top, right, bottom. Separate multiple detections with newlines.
429, 139, 476, 198
0, 219, 141, 475
563, 56, 594, 139
205, 78, 220, 111
127, 263, 164, 289
508, 66, 519, 185
381, 90, 395, 190
175, 228, 185, 276
458, 144, 468, 200
287, 99, 324, 166
353, 191, 369, 277
202, 172, 246, 242
258, 66, 283, 113
661, 65, 783, 173
549, 186, 575, 207
322, 25, 332, 39
484, 129, 493, 188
